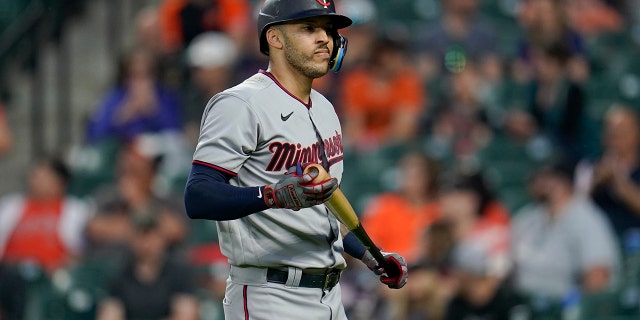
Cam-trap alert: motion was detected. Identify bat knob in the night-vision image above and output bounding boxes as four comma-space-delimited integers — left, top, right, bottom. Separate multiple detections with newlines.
303, 163, 332, 183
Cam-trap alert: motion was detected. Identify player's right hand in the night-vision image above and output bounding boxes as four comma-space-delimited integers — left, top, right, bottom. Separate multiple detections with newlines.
263, 164, 338, 211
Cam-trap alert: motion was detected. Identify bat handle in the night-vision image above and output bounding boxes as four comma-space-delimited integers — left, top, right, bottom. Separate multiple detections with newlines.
352, 226, 399, 278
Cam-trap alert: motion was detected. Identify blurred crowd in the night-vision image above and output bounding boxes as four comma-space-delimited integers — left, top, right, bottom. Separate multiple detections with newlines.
2, 0, 640, 319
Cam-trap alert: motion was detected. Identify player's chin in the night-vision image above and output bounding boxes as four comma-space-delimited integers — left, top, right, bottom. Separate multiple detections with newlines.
307, 63, 330, 78
317, 60, 331, 72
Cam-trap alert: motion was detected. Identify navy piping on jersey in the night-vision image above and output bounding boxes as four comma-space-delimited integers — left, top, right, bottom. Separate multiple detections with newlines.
184, 163, 267, 220
243, 285, 249, 320
259, 70, 312, 109
192, 159, 237, 177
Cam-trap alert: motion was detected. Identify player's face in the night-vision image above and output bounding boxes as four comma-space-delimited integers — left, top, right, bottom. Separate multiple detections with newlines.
278, 17, 335, 78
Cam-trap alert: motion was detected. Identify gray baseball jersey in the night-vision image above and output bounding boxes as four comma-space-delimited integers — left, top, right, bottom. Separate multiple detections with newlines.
192, 71, 347, 270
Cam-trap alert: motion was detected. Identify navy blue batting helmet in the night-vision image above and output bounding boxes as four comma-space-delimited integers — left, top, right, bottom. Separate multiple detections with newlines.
257, 0, 352, 56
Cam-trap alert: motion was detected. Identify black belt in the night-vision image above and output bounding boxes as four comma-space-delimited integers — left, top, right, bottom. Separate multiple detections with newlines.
266, 268, 341, 290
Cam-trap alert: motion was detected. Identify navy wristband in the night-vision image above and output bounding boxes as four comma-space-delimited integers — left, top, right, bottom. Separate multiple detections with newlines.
343, 231, 366, 259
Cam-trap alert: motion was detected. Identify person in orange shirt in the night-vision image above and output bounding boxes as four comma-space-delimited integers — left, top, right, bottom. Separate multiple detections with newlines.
0, 157, 94, 274
361, 150, 441, 265
158, 0, 251, 54
566, 0, 623, 36
340, 36, 426, 152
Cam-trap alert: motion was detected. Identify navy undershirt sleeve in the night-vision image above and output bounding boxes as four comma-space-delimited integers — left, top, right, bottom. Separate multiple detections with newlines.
343, 231, 366, 259
184, 163, 268, 221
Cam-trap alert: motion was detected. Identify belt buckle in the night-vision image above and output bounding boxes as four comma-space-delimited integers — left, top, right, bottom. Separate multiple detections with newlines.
323, 270, 340, 290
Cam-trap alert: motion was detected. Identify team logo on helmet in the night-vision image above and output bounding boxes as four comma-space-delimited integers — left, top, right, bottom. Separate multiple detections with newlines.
316, 0, 331, 7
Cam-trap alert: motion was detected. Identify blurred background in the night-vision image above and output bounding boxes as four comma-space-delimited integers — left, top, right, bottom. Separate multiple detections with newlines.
1, 0, 640, 319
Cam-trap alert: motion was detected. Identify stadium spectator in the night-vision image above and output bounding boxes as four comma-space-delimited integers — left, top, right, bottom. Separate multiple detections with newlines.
0, 157, 94, 274
182, 32, 239, 146
340, 36, 425, 152
97, 213, 198, 320
511, 161, 620, 300
413, 0, 502, 83
131, 6, 165, 59
157, 0, 251, 54
566, 0, 624, 36
86, 47, 183, 145
421, 63, 495, 168
443, 170, 510, 240
344, 150, 441, 319
477, 108, 555, 212
577, 106, 640, 241
361, 150, 441, 264
438, 170, 511, 280
513, 0, 589, 84
444, 239, 531, 320
85, 144, 188, 259
422, 170, 511, 320
398, 220, 458, 320
525, 42, 587, 163
0, 103, 12, 156
130, 6, 186, 91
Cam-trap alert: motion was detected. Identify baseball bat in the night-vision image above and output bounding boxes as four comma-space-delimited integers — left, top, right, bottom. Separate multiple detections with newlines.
304, 163, 398, 277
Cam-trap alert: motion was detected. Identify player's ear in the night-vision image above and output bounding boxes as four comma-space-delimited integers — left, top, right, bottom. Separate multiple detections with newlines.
266, 27, 284, 51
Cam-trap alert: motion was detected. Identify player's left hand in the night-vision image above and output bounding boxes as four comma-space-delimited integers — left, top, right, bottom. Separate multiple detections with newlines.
361, 250, 408, 289
263, 163, 338, 210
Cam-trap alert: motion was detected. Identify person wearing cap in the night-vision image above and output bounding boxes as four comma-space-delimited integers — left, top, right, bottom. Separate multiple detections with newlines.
183, 31, 239, 146
511, 161, 620, 301
183, 0, 408, 319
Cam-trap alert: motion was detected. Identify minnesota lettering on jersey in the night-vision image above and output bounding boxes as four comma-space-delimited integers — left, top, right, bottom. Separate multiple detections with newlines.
266, 131, 343, 171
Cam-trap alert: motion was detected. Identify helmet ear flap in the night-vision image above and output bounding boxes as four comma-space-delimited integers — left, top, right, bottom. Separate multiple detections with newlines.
329, 34, 348, 73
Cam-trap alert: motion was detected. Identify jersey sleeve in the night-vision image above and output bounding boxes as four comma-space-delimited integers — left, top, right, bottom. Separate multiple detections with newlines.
192, 94, 260, 174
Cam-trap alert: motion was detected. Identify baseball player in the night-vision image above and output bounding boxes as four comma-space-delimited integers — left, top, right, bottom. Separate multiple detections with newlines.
183, 0, 408, 319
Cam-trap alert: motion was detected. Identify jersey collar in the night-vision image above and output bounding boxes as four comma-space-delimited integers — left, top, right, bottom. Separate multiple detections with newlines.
259, 70, 312, 110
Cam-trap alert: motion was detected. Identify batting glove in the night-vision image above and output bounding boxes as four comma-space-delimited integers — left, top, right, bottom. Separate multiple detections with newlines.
263, 164, 338, 211
362, 250, 408, 289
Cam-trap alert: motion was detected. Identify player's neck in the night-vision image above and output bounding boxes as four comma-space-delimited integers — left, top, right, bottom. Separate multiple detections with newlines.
266, 66, 313, 104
